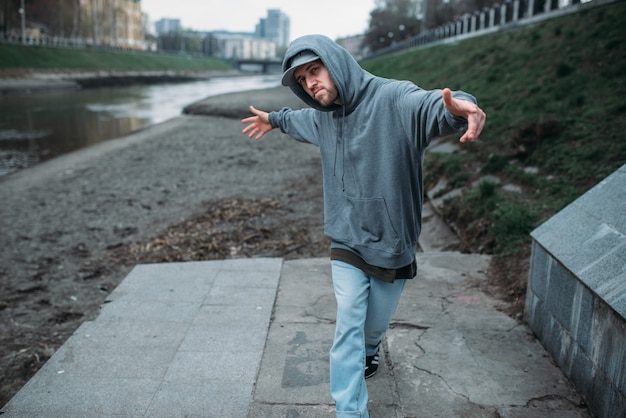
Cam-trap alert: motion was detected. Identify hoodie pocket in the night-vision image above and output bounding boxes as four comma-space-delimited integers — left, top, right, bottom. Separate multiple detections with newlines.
331, 195, 400, 252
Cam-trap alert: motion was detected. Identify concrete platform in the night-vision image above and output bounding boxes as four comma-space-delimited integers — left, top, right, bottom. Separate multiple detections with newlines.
2, 255, 591, 417
1, 258, 282, 417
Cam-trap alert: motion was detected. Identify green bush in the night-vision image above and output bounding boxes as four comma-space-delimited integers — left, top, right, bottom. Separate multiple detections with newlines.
492, 202, 536, 254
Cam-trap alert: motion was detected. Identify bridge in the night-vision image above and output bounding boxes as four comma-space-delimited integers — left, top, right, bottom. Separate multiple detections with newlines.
232, 58, 283, 74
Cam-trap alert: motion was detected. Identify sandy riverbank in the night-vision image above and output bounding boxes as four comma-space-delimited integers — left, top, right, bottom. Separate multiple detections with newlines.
0, 70, 245, 95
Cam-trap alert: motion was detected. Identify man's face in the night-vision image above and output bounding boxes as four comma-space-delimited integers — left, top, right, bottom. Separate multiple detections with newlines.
293, 60, 341, 107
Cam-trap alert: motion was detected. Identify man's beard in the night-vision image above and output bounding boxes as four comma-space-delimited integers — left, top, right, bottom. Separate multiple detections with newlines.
314, 85, 340, 107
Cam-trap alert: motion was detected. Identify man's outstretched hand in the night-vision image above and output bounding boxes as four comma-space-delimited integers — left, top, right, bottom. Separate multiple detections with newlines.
442, 88, 486, 143
241, 106, 273, 140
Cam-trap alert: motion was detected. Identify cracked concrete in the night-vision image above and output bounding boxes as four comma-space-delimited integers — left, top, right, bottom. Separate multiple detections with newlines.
247, 253, 590, 417
385, 252, 589, 417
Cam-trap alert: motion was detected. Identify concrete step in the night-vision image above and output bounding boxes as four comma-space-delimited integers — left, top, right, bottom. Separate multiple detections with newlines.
1, 258, 282, 417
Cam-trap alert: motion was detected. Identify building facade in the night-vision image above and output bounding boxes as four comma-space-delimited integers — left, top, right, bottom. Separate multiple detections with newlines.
205, 32, 276, 60
154, 18, 181, 36
80, 0, 145, 49
255, 9, 290, 50
2, 0, 146, 49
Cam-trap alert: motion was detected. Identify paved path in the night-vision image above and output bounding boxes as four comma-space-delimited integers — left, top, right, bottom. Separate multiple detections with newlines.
2, 258, 282, 417
2, 253, 590, 417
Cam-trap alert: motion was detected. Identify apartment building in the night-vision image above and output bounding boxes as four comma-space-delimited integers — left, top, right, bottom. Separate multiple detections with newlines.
255, 9, 290, 50
205, 32, 276, 61
80, 0, 145, 49
3, 0, 146, 49
205, 9, 289, 60
154, 18, 182, 36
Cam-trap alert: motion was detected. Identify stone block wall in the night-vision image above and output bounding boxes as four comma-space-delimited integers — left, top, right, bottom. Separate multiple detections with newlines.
525, 164, 626, 418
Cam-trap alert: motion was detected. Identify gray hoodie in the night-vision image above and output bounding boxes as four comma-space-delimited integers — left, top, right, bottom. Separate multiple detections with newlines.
268, 34, 475, 269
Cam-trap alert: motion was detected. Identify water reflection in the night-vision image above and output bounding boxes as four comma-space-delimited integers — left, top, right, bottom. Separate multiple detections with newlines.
0, 75, 280, 176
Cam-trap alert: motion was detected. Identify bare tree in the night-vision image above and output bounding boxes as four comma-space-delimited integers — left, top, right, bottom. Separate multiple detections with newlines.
365, 0, 423, 52
90, 0, 102, 45
71, 0, 80, 41
0, 0, 21, 39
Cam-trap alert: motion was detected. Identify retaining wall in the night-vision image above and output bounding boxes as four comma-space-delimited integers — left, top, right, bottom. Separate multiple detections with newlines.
525, 163, 626, 418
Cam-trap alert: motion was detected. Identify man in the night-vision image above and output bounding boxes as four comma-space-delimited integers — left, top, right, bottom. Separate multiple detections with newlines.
241, 34, 485, 418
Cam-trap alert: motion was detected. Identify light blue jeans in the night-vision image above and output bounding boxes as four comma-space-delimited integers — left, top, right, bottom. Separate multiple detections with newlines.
330, 260, 407, 418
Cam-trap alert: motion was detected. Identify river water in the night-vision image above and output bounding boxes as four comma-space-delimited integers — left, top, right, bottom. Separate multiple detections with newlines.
0, 74, 281, 177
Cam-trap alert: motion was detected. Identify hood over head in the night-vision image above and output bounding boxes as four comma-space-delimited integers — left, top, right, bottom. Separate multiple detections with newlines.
281, 34, 374, 113
281, 50, 320, 87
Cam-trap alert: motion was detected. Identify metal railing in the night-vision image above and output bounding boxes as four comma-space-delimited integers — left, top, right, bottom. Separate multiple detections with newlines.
363, 0, 614, 61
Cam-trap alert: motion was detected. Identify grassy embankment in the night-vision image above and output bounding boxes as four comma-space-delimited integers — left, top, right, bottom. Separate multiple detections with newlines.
363, 2, 625, 305
0, 43, 233, 73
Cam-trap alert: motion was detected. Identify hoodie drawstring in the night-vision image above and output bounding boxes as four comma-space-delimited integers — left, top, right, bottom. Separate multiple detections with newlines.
333, 108, 346, 192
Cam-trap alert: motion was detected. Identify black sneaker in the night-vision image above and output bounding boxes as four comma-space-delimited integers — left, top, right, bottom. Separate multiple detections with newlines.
365, 349, 379, 379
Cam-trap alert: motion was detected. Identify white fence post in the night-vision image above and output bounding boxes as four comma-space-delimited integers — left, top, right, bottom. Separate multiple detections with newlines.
528, 0, 536, 17
363, 0, 605, 60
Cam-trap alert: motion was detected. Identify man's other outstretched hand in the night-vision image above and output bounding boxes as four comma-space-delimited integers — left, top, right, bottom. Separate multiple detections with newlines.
442, 88, 486, 143
241, 106, 273, 140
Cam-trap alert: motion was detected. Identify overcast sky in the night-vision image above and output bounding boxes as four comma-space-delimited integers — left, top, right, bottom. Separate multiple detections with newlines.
141, 0, 378, 42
